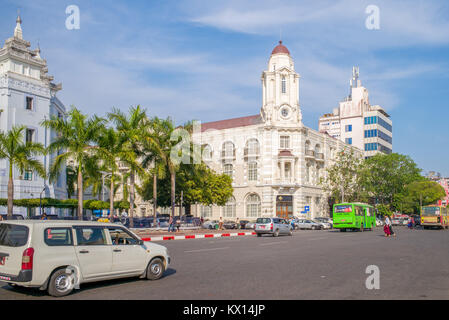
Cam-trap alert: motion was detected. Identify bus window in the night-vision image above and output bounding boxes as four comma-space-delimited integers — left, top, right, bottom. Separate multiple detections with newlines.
334, 205, 352, 213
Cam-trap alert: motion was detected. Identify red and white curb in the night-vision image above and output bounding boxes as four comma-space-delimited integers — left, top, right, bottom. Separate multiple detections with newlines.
141, 231, 256, 241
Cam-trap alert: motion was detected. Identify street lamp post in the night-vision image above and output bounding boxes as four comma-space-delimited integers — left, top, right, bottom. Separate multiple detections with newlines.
39, 187, 46, 216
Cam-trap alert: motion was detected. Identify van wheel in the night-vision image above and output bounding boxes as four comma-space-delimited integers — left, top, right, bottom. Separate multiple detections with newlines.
273, 230, 279, 237
48, 269, 74, 297
146, 258, 165, 280
257, 233, 262, 237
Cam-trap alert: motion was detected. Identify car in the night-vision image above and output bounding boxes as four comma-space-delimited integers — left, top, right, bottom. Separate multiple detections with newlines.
255, 217, 293, 237
0, 214, 25, 220
313, 219, 332, 229
0, 220, 170, 297
239, 220, 250, 229
295, 219, 322, 230
223, 221, 238, 229
376, 218, 384, 226
244, 220, 257, 229
202, 220, 219, 230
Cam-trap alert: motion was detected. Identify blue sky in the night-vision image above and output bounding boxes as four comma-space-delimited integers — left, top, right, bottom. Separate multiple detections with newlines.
1, 0, 449, 176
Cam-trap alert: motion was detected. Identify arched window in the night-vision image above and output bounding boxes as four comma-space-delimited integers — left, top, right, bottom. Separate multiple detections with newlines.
223, 197, 236, 218
245, 138, 260, 156
281, 76, 286, 94
315, 144, 321, 154
202, 144, 212, 161
305, 140, 311, 154
246, 194, 261, 218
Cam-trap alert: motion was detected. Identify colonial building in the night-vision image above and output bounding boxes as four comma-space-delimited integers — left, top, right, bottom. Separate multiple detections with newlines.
318, 67, 393, 159
192, 41, 362, 220
0, 15, 67, 215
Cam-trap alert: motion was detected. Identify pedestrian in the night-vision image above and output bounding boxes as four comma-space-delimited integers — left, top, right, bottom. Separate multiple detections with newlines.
0, 215, 3, 221
200, 217, 204, 226
41, 212, 48, 220
236, 217, 240, 229
176, 219, 181, 232
219, 217, 223, 230
384, 216, 391, 237
408, 217, 414, 229
168, 216, 173, 232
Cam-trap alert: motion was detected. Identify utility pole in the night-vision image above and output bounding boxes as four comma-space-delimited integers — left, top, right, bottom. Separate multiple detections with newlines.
180, 190, 183, 217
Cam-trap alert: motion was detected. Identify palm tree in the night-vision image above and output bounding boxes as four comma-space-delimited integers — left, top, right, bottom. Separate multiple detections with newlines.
108, 106, 147, 227
0, 126, 46, 218
142, 117, 180, 219
141, 118, 168, 227
41, 107, 105, 220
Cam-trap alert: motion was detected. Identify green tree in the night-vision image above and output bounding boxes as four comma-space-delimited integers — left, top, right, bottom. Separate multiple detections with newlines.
0, 126, 46, 217
41, 107, 105, 220
108, 106, 147, 227
360, 153, 423, 210
319, 149, 364, 203
398, 180, 446, 214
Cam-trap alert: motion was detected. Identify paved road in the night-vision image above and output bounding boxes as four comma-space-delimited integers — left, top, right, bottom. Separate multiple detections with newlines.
1, 226, 448, 299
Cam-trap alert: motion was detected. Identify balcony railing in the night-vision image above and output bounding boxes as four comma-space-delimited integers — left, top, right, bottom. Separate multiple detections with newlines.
305, 150, 315, 158
315, 152, 324, 161
244, 147, 260, 159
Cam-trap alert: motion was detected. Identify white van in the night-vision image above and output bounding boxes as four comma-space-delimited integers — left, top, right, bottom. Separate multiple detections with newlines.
0, 220, 170, 297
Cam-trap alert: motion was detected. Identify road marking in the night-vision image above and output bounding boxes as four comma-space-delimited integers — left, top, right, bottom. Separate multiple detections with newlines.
184, 247, 230, 253
259, 241, 288, 246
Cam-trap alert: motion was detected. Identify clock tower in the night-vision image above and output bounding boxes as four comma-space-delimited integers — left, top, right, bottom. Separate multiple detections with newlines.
260, 41, 302, 127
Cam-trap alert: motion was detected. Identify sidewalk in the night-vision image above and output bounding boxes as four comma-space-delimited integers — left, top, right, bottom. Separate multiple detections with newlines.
131, 228, 256, 241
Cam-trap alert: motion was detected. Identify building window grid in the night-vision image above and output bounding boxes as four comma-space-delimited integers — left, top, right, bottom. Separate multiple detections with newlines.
345, 124, 352, 132
280, 136, 290, 149
281, 77, 286, 94
345, 138, 352, 145
246, 194, 261, 218
248, 162, 258, 181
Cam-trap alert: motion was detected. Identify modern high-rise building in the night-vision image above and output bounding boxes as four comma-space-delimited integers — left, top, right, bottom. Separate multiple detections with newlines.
0, 15, 67, 215
318, 67, 393, 158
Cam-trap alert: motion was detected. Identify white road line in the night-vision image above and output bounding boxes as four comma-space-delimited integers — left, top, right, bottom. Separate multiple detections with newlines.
184, 247, 230, 253
259, 241, 288, 246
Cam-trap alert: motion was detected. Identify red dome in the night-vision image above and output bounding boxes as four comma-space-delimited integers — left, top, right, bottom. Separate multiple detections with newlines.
271, 41, 290, 55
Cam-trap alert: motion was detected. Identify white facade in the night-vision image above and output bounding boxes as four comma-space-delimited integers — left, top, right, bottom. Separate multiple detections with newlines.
192, 42, 362, 220
0, 16, 67, 215
319, 67, 393, 158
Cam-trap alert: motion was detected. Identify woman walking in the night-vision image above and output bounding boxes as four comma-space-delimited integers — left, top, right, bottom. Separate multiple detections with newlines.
384, 216, 391, 237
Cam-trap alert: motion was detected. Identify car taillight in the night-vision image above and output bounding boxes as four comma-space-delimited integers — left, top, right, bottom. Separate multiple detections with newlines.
21, 248, 34, 270
270, 223, 273, 230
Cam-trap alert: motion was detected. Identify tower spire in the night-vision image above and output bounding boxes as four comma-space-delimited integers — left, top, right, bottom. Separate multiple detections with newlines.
14, 10, 23, 39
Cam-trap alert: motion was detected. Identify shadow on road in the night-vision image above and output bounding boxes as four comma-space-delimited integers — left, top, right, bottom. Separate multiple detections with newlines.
1, 267, 177, 298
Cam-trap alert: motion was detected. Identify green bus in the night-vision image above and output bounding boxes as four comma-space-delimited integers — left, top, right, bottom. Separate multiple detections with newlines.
332, 202, 376, 232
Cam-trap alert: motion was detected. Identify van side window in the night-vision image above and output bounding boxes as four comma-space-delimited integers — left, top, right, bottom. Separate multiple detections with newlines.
44, 228, 73, 246
75, 227, 107, 246
107, 227, 139, 245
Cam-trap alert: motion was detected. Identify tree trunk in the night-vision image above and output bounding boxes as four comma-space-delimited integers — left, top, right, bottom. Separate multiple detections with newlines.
153, 173, 157, 227
109, 174, 114, 219
171, 170, 175, 218
129, 171, 135, 228
7, 163, 14, 218
77, 163, 83, 220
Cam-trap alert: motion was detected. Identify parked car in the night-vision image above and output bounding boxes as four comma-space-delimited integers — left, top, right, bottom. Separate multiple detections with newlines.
223, 221, 238, 229
239, 220, 250, 229
0, 220, 170, 297
0, 214, 25, 220
244, 220, 257, 229
202, 220, 219, 229
313, 219, 332, 229
255, 217, 293, 237
295, 219, 322, 230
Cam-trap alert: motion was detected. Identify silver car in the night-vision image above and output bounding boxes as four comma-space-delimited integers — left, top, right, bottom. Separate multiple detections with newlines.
295, 219, 322, 230
255, 217, 293, 237
313, 219, 332, 229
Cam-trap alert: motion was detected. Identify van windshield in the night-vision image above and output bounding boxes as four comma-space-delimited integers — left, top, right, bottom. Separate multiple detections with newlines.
256, 218, 271, 224
0, 224, 29, 247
